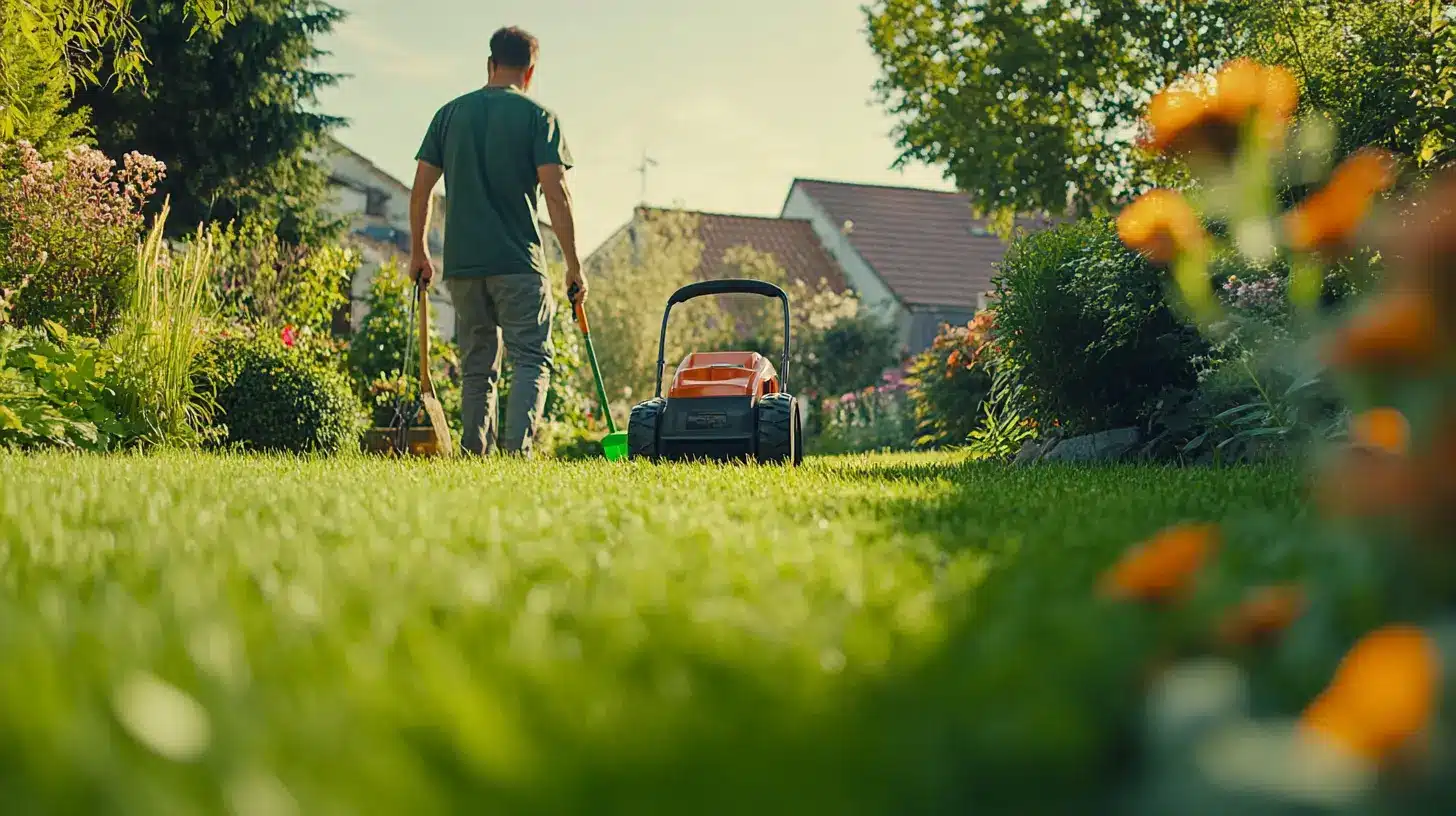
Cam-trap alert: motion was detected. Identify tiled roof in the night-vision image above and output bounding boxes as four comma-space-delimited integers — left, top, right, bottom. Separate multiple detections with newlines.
641, 207, 847, 292
786, 179, 1055, 310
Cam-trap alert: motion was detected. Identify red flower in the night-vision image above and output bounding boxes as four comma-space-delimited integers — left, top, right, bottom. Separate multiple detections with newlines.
281, 325, 297, 348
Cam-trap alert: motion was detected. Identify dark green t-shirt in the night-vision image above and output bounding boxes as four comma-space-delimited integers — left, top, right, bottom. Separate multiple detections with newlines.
415, 86, 573, 279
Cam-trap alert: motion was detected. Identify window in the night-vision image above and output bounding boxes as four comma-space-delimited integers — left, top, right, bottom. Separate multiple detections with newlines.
365, 189, 388, 217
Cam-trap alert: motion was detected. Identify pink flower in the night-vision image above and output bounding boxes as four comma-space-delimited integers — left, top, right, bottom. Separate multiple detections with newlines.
281, 325, 297, 348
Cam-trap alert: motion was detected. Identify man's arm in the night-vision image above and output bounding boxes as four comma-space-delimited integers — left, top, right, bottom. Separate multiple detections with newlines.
409, 160, 444, 285
539, 164, 586, 306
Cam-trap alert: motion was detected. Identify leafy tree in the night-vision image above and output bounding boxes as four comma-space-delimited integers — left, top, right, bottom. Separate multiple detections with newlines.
0, 0, 234, 140
864, 0, 1456, 226
1240, 0, 1456, 177
71, 0, 348, 245
864, 0, 1243, 228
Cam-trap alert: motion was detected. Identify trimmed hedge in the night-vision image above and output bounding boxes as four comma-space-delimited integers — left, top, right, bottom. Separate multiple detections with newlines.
202, 335, 363, 455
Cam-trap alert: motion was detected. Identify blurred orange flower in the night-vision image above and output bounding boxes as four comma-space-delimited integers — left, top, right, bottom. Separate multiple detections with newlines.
1099, 523, 1219, 601
1323, 289, 1441, 371
1145, 59, 1298, 156
1217, 584, 1306, 647
1349, 407, 1410, 456
1285, 149, 1398, 254
1117, 189, 1207, 264
1301, 625, 1440, 764
1380, 168, 1456, 312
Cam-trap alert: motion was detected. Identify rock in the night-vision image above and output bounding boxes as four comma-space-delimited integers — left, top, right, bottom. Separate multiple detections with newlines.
1041, 427, 1141, 463
1013, 431, 1063, 465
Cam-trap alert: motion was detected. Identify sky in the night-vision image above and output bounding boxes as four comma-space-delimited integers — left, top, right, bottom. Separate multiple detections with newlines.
314, 0, 954, 254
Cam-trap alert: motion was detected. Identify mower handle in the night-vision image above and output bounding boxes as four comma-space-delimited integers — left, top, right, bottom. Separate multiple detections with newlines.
655, 278, 791, 398
667, 278, 787, 305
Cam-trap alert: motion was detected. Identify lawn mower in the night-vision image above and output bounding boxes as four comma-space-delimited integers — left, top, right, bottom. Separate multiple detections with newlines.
627, 278, 803, 465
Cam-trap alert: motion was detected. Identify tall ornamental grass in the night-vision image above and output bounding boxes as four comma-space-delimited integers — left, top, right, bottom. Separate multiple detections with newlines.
107, 201, 217, 446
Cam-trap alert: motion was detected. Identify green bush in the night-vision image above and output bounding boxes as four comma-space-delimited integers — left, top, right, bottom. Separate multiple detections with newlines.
991, 218, 1208, 435
0, 321, 133, 451
905, 314, 995, 448
206, 215, 358, 333
203, 334, 364, 455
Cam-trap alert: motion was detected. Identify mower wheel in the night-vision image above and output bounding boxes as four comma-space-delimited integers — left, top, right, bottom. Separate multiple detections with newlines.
755, 393, 800, 465
628, 398, 666, 460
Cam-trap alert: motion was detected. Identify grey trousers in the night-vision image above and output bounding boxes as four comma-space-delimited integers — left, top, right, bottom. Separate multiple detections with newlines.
445, 274, 554, 457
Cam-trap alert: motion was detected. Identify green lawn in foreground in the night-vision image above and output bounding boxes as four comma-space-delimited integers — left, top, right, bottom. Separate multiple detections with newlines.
0, 452, 1311, 815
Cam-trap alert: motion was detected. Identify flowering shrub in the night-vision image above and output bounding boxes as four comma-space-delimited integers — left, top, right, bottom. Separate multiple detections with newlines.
905, 312, 996, 448
1095, 57, 1456, 810
814, 368, 915, 454
0, 140, 164, 336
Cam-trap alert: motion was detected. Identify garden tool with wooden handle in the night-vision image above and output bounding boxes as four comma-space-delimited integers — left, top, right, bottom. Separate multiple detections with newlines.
416, 281, 455, 456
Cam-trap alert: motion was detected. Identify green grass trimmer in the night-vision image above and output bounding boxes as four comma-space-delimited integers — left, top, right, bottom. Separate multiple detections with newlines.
569, 284, 628, 461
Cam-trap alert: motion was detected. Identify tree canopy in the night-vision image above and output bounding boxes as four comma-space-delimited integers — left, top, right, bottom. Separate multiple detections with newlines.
70, 0, 347, 245
864, 0, 1456, 225
0, 0, 236, 140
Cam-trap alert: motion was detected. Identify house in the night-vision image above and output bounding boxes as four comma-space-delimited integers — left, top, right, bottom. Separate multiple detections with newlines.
781, 178, 1053, 352
587, 205, 847, 292
319, 138, 456, 337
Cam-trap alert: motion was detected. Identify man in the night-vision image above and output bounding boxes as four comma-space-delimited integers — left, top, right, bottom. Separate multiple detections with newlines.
408, 26, 585, 457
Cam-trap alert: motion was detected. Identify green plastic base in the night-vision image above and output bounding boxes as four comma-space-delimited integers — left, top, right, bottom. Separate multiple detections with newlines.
601, 432, 628, 462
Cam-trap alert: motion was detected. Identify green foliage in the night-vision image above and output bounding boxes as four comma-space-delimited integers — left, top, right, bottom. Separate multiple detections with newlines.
203, 334, 364, 455
0, 139, 164, 337
991, 218, 1209, 435
206, 215, 358, 333
0, 320, 131, 450
70, 0, 348, 245
0, 451, 1311, 813
864, 0, 1456, 226
864, 0, 1241, 226
966, 359, 1040, 461
1242, 0, 1456, 175
905, 315, 994, 448
0, 0, 237, 140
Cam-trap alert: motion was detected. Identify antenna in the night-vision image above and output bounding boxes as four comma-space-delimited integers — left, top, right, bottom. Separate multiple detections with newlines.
634, 149, 659, 203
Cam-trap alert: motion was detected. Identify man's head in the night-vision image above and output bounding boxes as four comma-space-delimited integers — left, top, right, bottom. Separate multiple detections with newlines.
487, 27, 539, 88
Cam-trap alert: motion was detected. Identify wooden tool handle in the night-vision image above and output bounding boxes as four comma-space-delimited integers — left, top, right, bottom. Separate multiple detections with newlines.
417, 283, 435, 395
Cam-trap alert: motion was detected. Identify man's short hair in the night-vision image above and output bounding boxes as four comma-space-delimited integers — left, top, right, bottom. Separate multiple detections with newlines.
490, 27, 538, 69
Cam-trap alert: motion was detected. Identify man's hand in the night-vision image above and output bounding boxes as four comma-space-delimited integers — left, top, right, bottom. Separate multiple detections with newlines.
565, 263, 587, 308
410, 251, 435, 287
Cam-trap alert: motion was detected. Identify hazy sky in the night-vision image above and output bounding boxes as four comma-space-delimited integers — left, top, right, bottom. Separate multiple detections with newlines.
315, 0, 954, 253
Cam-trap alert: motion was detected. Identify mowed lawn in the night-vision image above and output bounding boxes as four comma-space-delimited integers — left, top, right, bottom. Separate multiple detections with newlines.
0, 452, 1311, 814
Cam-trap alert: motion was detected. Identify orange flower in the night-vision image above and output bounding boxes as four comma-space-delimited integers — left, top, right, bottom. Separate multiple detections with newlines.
1098, 523, 1219, 601
1286, 149, 1398, 254
1316, 445, 1420, 520
1117, 189, 1208, 264
1349, 407, 1410, 456
1323, 289, 1441, 371
1145, 59, 1298, 156
1379, 168, 1456, 312
1217, 584, 1306, 646
1301, 625, 1440, 764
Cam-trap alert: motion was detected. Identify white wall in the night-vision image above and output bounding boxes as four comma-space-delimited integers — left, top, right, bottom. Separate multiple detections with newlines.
780, 186, 911, 347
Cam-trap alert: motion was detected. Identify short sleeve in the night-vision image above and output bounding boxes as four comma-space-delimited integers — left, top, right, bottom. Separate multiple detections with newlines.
415, 107, 446, 168
534, 109, 573, 170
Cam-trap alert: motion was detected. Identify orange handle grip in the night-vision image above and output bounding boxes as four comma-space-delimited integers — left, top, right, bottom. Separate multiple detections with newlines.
575, 302, 590, 335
